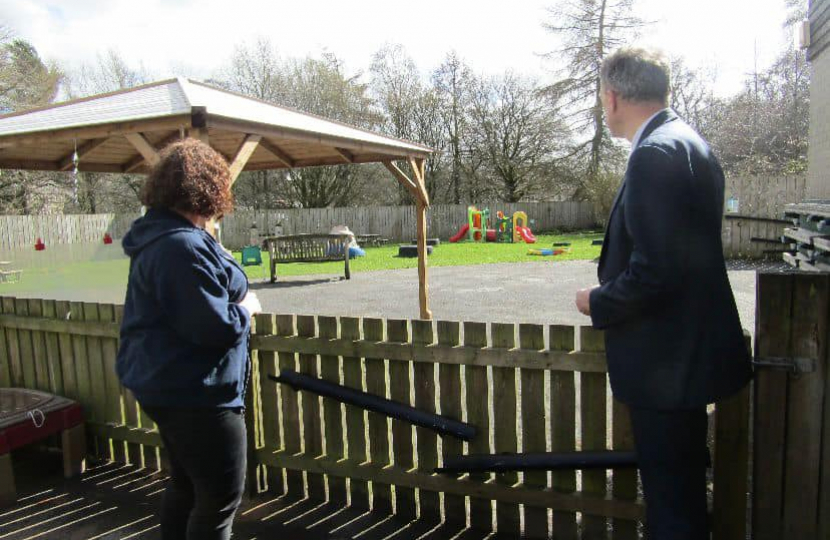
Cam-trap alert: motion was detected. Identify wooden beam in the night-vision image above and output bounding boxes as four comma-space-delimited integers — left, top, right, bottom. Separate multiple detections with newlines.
0, 115, 192, 149
0, 159, 124, 173
259, 139, 296, 168
383, 161, 420, 200
254, 449, 644, 520
408, 157, 430, 207
335, 147, 355, 163
228, 134, 262, 184
124, 133, 161, 167
188, 127, 209, 143
57, 138, 109, 171
416, 200, 432, 320
123, 132, 182, 173
207, 116, 431, 161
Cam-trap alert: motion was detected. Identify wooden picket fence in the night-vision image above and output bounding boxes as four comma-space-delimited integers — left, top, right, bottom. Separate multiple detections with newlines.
0, 296, 751, 539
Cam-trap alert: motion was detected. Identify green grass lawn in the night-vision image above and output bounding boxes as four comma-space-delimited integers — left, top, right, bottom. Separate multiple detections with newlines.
0, 231, 603, 298
237, 231, 604, 280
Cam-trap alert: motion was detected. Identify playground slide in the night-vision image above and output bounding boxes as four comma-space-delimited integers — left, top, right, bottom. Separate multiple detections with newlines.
449, 224, 470, 243
517, 226, 537, 243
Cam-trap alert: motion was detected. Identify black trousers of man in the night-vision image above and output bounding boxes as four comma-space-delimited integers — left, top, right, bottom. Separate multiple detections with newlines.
629, 407, 710, 540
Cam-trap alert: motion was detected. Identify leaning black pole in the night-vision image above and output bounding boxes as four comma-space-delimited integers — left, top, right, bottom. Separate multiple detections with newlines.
269, 369, 477, 441
435, 451, 639, 474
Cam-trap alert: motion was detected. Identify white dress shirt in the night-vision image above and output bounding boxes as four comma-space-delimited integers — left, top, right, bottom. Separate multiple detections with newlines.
630, 108, 671, 156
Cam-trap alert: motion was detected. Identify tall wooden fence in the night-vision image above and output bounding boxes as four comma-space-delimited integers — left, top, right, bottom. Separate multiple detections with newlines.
722, 175, 806, 258
221, 202, 596, 249
0, 296, 751, 539
0, 203, 594, 253
0, 173, 805, 257
0, 214, 137, 252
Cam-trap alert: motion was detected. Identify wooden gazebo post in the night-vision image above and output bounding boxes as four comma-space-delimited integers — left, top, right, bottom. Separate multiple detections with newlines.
384, 158, 432, 320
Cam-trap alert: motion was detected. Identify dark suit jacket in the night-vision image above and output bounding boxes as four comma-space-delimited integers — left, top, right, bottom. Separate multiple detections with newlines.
589, 110, 752, 410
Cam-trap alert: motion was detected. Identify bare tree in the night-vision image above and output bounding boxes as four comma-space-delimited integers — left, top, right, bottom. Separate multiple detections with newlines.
217, 38, 286, 103
669, 57, 715, 136
705, 45, 809, 174
370, 44, 451, 204
65, 49, 150, 99
219, 46, 383, 208
542, 0, 645, 199
469, 72, 567, 202
433, 51, 475, 203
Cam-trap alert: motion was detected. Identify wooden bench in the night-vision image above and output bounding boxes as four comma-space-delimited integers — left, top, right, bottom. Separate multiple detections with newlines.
263, 233, 352, 282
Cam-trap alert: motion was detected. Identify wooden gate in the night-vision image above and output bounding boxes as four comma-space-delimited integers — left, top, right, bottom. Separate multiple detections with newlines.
753, 272, 830, 539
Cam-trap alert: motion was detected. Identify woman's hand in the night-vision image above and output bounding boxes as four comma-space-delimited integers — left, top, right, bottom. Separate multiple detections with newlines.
238, 291, 262, 317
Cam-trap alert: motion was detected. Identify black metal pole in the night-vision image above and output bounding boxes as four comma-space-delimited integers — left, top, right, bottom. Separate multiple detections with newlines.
436, 451, 639, 474
269, 369, 477, 441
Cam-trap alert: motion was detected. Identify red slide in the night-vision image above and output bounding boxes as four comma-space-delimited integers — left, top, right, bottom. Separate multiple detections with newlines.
517, 226, 537, 243
449, 224, 470, 243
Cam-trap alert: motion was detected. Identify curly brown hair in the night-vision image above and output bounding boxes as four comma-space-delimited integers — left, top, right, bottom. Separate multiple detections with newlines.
141, 138, 234, 217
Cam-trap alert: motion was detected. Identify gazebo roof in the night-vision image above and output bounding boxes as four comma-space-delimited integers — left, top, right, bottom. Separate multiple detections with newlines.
0, 77, 432, 174
0, 77, 435, 320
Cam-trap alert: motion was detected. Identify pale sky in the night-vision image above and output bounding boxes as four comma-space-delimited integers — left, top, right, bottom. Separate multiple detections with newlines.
1, 0, 793, 97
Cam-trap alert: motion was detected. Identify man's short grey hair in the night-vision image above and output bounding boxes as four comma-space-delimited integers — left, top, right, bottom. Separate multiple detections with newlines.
600, 47, 671, 105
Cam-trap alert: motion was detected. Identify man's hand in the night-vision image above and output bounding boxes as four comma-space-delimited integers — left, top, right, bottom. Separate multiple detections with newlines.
575, 286, 597, 316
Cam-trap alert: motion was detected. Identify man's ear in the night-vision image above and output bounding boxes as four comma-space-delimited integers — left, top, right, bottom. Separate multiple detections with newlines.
607, 90, 619, 113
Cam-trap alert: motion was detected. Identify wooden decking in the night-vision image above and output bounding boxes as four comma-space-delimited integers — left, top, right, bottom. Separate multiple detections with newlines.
2, 449, 517, 540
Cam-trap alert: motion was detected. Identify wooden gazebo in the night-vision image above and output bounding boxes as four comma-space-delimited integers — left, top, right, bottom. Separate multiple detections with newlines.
0, 78, 434, 318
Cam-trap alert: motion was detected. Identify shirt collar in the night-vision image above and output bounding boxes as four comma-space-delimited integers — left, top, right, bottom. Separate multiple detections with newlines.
630, 108, 671, 154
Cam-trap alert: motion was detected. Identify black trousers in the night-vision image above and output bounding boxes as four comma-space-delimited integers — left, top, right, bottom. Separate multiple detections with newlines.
629, 407, 709, 540
142, 406, 247, 540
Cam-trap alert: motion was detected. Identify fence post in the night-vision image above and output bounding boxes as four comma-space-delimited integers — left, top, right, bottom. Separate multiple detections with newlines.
752, 272, 830, 539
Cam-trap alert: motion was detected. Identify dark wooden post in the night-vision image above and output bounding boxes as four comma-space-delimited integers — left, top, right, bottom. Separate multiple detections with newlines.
752, 272, 830, 539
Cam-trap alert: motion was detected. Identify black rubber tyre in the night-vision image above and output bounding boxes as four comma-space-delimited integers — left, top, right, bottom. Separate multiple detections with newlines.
398, 245, 434, 257
410, 238, 441, 246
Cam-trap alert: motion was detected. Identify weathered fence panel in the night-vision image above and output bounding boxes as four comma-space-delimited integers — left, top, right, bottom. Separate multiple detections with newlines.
0, 173, 803, 260
0, 213, 138, 252
221, 201, 597, 250
722, 175, 807, 258
0, 297, 755, 539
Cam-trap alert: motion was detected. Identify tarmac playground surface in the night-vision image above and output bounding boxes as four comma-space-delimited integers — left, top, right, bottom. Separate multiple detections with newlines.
250, 259, 769, 333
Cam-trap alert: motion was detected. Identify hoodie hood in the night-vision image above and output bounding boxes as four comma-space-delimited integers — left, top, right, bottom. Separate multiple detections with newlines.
122, 208, 198, 257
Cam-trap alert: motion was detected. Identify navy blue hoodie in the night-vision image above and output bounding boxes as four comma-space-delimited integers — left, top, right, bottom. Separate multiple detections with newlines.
116, 209, 251, 408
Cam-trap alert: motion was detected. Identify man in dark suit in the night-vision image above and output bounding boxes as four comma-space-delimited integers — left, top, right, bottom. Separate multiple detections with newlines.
575, 48, 752, 539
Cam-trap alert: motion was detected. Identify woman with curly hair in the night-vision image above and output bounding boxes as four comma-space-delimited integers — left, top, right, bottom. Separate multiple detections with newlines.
117, 138, 261, 540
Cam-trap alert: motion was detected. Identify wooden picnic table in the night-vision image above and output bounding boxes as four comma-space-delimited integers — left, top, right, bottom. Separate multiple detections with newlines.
355, 234, 387, 247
